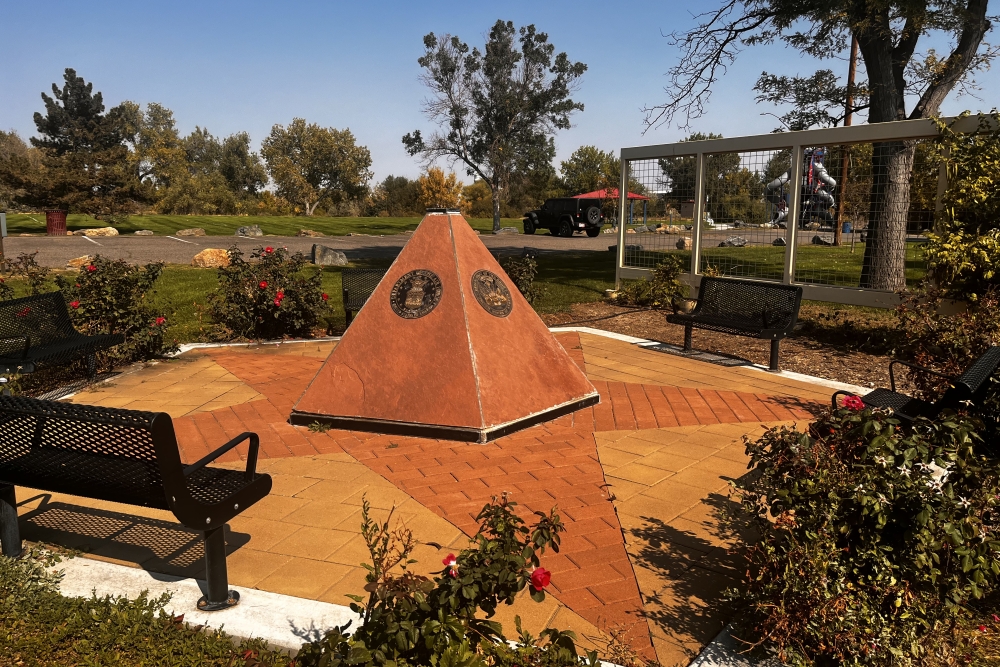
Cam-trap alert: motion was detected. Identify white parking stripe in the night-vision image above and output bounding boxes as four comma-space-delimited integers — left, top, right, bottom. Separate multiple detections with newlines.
166, 236, 197, 244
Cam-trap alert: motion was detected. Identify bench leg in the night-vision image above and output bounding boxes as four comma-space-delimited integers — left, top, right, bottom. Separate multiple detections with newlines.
0, 484, 22, 559
683, 325, 693, 352
86, 354, 97, 380
197, 526, 239, 611
345, 310, 354, 327
769, 339, 780, 372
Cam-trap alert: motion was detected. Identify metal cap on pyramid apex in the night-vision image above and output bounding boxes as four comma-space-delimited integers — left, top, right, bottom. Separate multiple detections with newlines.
425, 208, 462, 214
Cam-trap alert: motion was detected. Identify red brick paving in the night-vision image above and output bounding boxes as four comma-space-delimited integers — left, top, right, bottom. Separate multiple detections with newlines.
161, 332, 818, 656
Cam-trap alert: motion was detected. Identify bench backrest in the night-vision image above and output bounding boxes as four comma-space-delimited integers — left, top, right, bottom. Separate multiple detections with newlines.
0, 293, 77, 357
0, 396, 184, 508
695, 277, 802, 331
940, 346, 1000, 407
342, 268, 388, 310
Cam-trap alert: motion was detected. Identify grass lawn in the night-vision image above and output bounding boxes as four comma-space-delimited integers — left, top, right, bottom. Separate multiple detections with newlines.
630, 242, 927, 288
4, 213, 524, 237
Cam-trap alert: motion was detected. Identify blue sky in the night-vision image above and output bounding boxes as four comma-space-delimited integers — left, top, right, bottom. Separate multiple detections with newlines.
2, 0, 996, 184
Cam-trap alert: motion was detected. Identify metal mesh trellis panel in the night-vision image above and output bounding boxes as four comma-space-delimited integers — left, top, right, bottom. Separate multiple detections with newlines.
620, 157, 696, 269
791, 140, 935, 288
696, 149, 791, 281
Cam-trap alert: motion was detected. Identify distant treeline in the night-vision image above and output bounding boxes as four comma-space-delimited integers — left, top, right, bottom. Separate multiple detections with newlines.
0, 69, 625, 220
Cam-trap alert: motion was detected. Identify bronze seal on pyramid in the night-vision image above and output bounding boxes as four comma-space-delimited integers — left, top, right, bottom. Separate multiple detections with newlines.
390, 269, 442, 319
471, 270, 513, 317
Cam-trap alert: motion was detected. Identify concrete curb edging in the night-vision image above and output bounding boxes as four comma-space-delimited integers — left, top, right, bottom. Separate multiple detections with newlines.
53, 556, 362, 654
549, 325, 871, 396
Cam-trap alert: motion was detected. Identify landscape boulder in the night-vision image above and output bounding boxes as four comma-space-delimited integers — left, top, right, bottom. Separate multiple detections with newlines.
772, 237, 787, 247
811, 234, 834, 246
235, 224, 263, 237
67, 255, 92, 269
312, 244, 348, 266
493, 227, 519, 235
676, 237, 693, 250
134, 230, 154, 236
175, 228, 206, 237
718, 236, 748, 248
297, 229, 326, 237
83, 227, 119, 237
191, 248, 231, 268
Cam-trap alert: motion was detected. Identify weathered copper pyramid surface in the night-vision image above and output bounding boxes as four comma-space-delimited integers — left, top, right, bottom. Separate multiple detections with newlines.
290, 211, 599, 442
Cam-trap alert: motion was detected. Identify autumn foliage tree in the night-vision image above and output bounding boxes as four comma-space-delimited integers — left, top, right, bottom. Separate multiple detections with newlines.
416, 167, 463, 210
262, 118, 372, 216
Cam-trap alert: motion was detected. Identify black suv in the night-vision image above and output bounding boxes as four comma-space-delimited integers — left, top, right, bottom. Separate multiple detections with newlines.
523, 198, 604, 237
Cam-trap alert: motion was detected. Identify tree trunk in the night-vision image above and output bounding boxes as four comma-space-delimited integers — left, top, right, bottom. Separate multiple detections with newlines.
859, 140, 915, 290
305, 201, 318, 216
491, 186, 501, 233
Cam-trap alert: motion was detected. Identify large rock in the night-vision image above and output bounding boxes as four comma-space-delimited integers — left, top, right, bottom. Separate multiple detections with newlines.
175, 228, 206, 237
134, 230, 154, 236
493, 227, 519, 235
312, 244, 348, 266
772, 237, 787, 247
235, 224, 263, 237
67, 255, 92, 269
297, 229, 326, 237
811, 234, 834, 246
191, 248, 231, 268
718, 236, 748, 248
676, 237, 693, 250
83, 227, 118, 237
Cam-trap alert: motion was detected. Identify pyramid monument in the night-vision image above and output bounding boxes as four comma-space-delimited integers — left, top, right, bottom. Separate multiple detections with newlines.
290, 210, 599, 442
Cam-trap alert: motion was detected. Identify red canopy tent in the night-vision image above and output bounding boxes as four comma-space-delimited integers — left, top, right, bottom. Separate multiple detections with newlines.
573, 188, 650, 225
572, 188, 649, 201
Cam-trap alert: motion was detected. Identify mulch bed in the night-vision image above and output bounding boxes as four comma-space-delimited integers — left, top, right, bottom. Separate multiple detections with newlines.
541, 302, 896, 390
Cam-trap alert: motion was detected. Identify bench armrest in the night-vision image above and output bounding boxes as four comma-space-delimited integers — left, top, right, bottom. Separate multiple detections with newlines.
184, 432, 260, 483
888, 359, 952, 392
0, 335, 30, 359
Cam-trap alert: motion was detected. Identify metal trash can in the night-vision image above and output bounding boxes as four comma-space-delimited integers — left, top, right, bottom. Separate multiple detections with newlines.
45, 210, 67, 236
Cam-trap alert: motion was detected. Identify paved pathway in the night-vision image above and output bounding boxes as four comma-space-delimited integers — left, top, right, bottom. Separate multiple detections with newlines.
2, 232, 619, 268
15, 332, 825, 665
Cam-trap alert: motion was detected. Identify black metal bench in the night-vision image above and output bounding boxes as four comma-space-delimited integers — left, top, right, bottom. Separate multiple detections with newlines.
0, 396, 272, 611
832, 346, 1000, 423
342, 268, 388, 326
666, 277, 803, 371
0, 292, 124, 377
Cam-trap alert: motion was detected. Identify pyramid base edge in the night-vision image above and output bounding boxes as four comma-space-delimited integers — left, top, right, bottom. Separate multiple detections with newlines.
288, 393, 600, 444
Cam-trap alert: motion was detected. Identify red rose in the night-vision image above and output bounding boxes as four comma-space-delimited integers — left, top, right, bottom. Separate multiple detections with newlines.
980, 625, 988, 632
259, 281, 268, 289
265, 246, 274, 253
530, 567, 551, 590
842, 395, 865, 411
322, 293, 329, 301
276, 290, 285, 299
70, 300, 80, 309
86, 264, 96, 272
442, 553, 458, 578
274, 298, 282, 307
155, 317, 166, 326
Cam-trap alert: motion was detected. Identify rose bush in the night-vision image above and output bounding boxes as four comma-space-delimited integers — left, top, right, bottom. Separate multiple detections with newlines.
207, 245, 329, 340
296, 494, 598, 667
728, 404, 1000, 666
56, 255, 175, 365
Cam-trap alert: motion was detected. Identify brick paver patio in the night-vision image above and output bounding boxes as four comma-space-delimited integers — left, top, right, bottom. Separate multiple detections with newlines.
13, 331, 826, 665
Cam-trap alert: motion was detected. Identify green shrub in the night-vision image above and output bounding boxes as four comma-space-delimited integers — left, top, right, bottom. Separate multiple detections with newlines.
56, 255, 176, 364
0, 251, 51, 300
296, 494, 599, 667
611, 255, 687, 308
500, 255, 543, 304
208, 245, 329, 340
729, 405, 1000, 666
0, 547, 290, 666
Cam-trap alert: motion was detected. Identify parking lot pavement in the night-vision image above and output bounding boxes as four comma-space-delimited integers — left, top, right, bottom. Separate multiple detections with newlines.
1, 230, 621, 267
